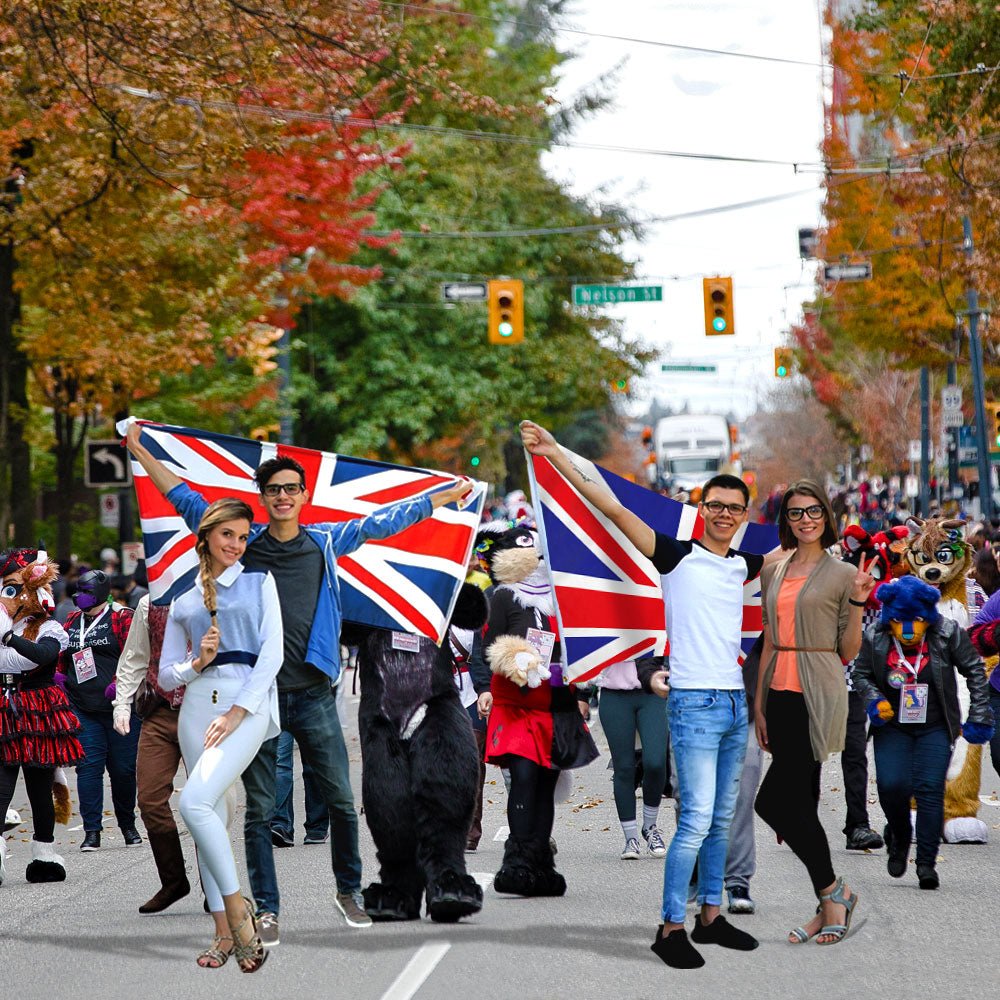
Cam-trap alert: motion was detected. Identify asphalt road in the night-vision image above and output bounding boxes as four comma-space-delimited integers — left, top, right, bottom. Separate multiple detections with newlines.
3, 681, 1000, 1000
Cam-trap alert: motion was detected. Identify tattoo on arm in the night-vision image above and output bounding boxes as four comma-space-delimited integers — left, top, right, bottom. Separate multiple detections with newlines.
570, 461, 595, 484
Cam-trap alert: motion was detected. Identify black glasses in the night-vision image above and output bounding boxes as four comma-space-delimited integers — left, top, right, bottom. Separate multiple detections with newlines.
702, 500, 747, 516
262, 482, 305, 497
786, 504, 825, 521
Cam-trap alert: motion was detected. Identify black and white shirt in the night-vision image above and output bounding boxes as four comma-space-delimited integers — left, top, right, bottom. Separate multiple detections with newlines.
651, 534, 763, 691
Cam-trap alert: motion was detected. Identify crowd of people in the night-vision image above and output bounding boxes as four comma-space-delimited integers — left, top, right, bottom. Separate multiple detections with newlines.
1, 418, 999, 975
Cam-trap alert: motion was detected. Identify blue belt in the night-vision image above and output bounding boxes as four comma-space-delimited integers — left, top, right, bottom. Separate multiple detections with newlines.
212, 651, 259, 668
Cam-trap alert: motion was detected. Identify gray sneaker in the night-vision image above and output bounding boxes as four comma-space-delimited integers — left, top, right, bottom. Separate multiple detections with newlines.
335, 890, 373, 928
257, 911, 280, 947
642, 825, 667, 858
620, 837, 642, 860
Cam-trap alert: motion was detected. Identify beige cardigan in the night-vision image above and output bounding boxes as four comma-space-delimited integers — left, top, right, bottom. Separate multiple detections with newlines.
760, 552, 856, 761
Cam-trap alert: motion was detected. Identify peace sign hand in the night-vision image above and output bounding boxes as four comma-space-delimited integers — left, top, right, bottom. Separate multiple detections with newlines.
851, 556, 877, 604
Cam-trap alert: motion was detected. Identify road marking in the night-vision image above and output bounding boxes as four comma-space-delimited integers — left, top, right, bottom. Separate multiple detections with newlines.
379, 942, 451, 1000
67, 824, 83, 832
470, 872, 494, 890
979, 795, 1000, 807
493, 825, 509, 842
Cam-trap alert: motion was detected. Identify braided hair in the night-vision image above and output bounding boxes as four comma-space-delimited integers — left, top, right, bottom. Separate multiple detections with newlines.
195, 498, 254, 619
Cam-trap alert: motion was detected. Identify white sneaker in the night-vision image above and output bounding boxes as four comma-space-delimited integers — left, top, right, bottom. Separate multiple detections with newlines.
0, 838, 7, 886
620, 837, 641, 860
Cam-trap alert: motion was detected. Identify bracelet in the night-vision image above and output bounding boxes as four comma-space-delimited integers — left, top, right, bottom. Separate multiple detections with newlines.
848, 598, 867, 607
1, 629, 12, 646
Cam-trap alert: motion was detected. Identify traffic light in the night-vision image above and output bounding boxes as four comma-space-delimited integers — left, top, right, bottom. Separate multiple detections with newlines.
250, 423, 281, 442
610, 377, 630, 394
703, 276, 734, 336
774, 347, 793, 378
488, 278, 524, 344
469, 455, 481, 469
986, 401, 1000, 448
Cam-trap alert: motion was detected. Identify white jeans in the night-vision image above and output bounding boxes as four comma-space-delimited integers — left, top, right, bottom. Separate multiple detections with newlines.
178, 671, 268, 912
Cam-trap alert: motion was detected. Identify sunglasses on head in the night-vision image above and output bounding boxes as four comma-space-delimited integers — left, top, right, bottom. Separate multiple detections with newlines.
262, 482, 305, 497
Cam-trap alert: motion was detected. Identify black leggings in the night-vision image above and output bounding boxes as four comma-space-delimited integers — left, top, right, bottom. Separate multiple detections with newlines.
0, 764, 55, 842
754, 690, 836, 894
506, 756, 560, 842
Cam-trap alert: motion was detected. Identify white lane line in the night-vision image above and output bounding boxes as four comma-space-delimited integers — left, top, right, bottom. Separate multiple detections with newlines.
379, 942, 451, 1000
67, 824, 83, 831
470, 872, 494, 890
492, 825, 509, 842
979, 795, 1000, 807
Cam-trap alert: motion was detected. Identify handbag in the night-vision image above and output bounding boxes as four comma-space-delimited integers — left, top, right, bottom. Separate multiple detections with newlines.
133, 677, 165, 720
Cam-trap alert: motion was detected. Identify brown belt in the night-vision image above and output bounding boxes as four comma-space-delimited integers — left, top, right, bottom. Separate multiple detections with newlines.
774, 645, 836, 653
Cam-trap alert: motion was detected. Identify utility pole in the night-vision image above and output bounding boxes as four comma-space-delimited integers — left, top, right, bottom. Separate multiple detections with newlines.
964, 216, 993, 521
946, 357, 959, 503
919, 366, 930, 516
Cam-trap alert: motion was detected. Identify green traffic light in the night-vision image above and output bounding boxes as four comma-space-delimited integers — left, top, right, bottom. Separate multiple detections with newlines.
470, 456, 481, 467
712, 317, 727, 332
498, 321, 514, 338
776, 365, 788, 377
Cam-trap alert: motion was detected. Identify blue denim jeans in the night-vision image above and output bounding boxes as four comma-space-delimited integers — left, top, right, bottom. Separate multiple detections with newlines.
662, 689, 747, 923
873, 723, 952, 866
242, 684, 360, 915
271, 728, 330, 841
74, 708, 141, 833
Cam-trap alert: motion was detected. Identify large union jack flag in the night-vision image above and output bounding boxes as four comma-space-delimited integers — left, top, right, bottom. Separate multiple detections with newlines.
527, 447, 778, 683
116, 420, 485, 643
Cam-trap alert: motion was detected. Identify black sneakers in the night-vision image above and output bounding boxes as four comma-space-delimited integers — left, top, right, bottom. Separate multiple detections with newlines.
846, 826, 884, 851
80, 831, 100, 852
122, 827, 143, 847
650, 926, 705, 969
690, 915, 759, 951
916, 864, 939, 890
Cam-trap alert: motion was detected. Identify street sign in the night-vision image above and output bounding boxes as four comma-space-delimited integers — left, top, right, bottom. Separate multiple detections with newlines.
904, 474, 919, 498
573, 284, 663, 305
859, 444, 873, 462
98, 493, 119, 529
85, 441, 131, 488
441, 282, 488, 302
908, 439, 922, 462
942, 408, 963, 428
660, 363, 718, 373
959, 425, 978, 467
941, 386, 962, 410
121, 541, 144, 576
823, 262, 872, 282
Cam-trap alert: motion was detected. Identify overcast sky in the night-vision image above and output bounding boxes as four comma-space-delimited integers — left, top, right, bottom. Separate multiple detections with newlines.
544, 0, 827, 420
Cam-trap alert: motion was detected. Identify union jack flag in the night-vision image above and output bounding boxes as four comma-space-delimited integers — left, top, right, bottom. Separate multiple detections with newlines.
527, 448, 778, 683
116, 420, 485, 643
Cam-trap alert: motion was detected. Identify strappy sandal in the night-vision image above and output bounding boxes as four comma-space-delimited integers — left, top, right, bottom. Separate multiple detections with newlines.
816, 877, 858, 945
788, 904, 822, 944
196, 935, 233, 969
230, 897, 269, 973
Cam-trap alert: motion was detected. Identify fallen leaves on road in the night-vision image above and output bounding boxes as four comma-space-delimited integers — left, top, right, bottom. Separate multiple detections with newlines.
571, 797, 603, 813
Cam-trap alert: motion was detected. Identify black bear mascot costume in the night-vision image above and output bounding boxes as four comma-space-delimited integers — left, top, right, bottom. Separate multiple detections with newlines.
347, 582, 488, 922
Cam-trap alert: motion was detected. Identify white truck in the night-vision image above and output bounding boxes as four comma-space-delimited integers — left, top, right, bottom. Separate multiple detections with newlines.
653, 414, 736, 493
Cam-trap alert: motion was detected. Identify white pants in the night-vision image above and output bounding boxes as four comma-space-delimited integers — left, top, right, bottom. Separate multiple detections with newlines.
178, 672, 268, 913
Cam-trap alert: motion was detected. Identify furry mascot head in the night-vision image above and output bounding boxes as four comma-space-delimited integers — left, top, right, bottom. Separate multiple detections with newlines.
0, 546, 72, 827
902, 516, 970, 605
841, 525, 910, 601
877, 575, 940, 642
475, 521, 555, 688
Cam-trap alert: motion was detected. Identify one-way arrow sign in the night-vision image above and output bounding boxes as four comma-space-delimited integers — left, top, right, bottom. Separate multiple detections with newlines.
85, 440, 132, 488
441, 282, 488, 302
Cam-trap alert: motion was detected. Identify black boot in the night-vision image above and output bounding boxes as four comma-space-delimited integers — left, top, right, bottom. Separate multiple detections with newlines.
493, 836, 537, 896
884, 824, 909, 879
426, 870, 483, 923
527, 837, 566, 897
139, 831, 191, 913
362, 882, 422, 921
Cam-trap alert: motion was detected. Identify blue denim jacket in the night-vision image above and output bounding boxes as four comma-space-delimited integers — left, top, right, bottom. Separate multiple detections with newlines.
166, 482, 433, 683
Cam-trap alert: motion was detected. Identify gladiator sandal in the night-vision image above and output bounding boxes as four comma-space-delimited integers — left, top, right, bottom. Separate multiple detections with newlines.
196, 935, 232, 969
229, 898, 269, 973
816, 877, 859, 945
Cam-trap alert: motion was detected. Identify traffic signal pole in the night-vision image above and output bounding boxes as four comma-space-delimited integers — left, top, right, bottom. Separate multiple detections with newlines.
919, 366, 930, 516
964, 216, 993, 521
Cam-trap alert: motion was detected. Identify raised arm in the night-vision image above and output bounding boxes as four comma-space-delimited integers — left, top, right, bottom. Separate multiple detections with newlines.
520, 420, 655, 558
125, 422, 183, 497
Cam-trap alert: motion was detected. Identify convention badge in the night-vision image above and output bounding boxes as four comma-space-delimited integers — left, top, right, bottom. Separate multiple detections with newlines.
391, 631, 421, 653
899, 683, 929, 724
887, 668, 908, 690
72, 646, 98, 683
526, 628, 556, 669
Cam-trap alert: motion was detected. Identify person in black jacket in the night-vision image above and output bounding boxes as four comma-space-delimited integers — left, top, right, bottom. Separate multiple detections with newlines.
853, 575, 994, 890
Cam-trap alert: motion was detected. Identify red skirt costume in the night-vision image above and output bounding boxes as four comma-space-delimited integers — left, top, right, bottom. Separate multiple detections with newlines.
1, 618, 83, 769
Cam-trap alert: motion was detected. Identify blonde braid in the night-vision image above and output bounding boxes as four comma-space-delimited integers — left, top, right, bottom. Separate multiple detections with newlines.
196, 536, 218, 617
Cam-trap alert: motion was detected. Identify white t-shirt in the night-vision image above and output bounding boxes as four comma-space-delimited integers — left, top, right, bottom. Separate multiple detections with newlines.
652, 534, 763, 690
